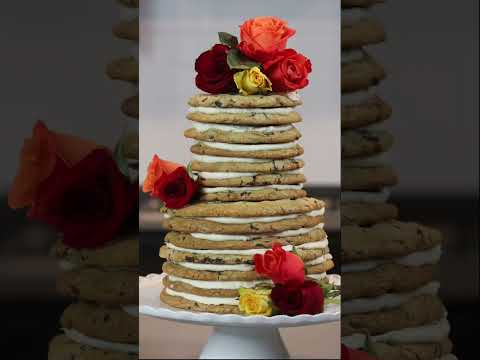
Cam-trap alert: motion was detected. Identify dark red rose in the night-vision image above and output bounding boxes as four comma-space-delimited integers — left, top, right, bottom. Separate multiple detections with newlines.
271, 280, 324, 315
152, 167, 198, 209
254, 243, 305, 285
263, 48, 312, 92
29, 149, 137, 249
195, 44, 236, 94
342, 345, 377, 360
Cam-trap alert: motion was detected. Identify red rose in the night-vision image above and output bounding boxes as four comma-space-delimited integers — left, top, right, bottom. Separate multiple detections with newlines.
263, 49, 312, 92
152, 167, 198, 209
341, 345, 377, 360
254, 243, 305, 285
29, 149, 137, 249
195, 44, 236, 94
271, 280, 324, 316
238, 16, 296, 62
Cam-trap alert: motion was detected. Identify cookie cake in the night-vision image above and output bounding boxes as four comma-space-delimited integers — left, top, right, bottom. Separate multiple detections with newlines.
143, 16, 340, 317
340, 1, 455, 359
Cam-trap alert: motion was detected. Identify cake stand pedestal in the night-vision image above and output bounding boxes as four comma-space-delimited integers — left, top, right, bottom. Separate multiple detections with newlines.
139, 274, 341, 359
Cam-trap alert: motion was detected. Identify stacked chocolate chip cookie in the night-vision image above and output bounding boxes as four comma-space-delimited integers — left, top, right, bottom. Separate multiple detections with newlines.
48, 1, 139, 359
341, 1, 455, 359
158, 92, 335, 314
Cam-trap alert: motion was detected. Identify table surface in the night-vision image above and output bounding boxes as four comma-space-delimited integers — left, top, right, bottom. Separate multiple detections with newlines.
140, 316, 340, 359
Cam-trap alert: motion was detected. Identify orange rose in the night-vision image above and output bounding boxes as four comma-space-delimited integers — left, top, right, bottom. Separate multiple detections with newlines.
142, 154, 182, 193
8, 121, 100, 209
238, 16, 296, 62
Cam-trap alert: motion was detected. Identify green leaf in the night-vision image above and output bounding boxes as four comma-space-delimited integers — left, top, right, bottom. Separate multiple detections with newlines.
113, 140, 131, 180
218, 32, 239, 48
227, 48, 261, 70
187, 162, 198, 181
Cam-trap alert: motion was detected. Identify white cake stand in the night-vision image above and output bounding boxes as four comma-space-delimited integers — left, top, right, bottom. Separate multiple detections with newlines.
139, 274, 341, 359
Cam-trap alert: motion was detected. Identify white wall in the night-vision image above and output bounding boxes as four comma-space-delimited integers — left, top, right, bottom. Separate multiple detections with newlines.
140, 0, 341, 187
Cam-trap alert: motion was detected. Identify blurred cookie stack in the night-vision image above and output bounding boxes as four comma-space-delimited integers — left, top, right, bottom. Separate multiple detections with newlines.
158, 93, 336, 314
48, 1, 139, 359
341, 1, 455, 359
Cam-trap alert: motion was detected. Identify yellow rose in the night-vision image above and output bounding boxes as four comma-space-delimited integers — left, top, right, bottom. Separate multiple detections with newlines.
238, 288, 273, 316
234, 67, 272, 95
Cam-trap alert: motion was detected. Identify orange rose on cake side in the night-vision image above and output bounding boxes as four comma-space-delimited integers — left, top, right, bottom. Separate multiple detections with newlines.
238, 16, 296, 62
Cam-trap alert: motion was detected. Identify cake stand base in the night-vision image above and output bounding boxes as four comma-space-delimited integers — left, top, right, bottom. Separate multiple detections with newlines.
200, 326, 288, 359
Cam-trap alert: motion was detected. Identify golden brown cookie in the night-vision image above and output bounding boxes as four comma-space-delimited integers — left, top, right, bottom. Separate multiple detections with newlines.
113, 17, 139, 41
106, 57, 138, 83
341, 201, 399, 225
342, 129, 394, 158
342, 18, 386, 49
165, 198, 324, 218
190, 158, 304, 173
121, 95, 139, 118
184, 126, 301, 144
200, 187, 307, 202
342, 295, 446, 336
188, 93, 302, 108
342, 263, 437, 300
160, 288, 241, 314
163, 213, 324, 235
342, 220, 442, 262
342, 96, 392, 129
165, 227, 327, 250
187, 111, 302, 126
342, 52, 386, 92
191, 142, 304, 160
61, 302, 138, 343
342, 165, 398, 191
198, 172, 306, 187
57, 268, 138, 305
52, 237, 138, 268
48, 334, 137, 360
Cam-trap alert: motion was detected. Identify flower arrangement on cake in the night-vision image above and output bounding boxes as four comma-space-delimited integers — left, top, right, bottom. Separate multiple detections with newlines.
143, 16, 340, 317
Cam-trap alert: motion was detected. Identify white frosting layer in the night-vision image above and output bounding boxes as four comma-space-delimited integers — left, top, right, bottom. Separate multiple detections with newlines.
342, 245, 442, 273
342, 86, 377, 106
342, 49, 364, 64
189, 107, 294, 115
342, 317, 450, 348
341, 187, 391, 203
165, 288, 239, 305
201, 184, 304, 194
341, 8, 370, 26
168, 275, 273, 289
202, 209, 324, 224
179, 262, 255, 271
286, 91, 301, 101
307, 272, 327, 280
342, 281, 440, 315
343, 152, 389, 167
122, 305, 139, 317
190, 223, 324, 242
296, 238, 329, 249
166, 243, 293, 255
305, 254, 333, 266
192, 154, 268, 163
63, 329, 138, 354
192, 122, 294, 133
199, 141, 297, 151
195, 169, 302, 179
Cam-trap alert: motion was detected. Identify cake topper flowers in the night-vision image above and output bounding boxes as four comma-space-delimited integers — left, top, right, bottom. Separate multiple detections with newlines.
194, 16, 312, 95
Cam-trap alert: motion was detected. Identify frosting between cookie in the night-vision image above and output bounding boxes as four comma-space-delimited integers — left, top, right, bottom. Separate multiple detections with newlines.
201, 184, 304, 193
341, 187, 391, 203
194, 169, 303, 179
192, 122, 294, 133
188, 107, 295, 114
305, 253, 333, 265
342, 86, 377, 106
198, 141, 298, 151
192, 154, 272, 163
165, 288, 239, 305
200, 208, 324, 224
166, 243, 293, 255
342, 245, 442, 273
342, 281, 440, 315
168, 275, 273, 289
342, 317, 450, 348
342, 152, 389, 167
63, 328, 139, 354
295, 238, 329, 249
178, 262, 255, 271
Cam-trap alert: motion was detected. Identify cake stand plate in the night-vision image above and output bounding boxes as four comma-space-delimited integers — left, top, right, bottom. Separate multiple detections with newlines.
139, 274, 341, 359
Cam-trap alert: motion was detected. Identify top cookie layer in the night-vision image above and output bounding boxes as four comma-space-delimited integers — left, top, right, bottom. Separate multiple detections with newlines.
188, 93, 302, 108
